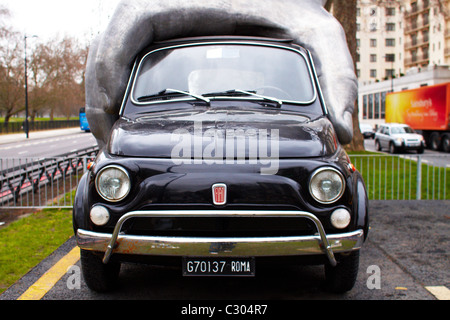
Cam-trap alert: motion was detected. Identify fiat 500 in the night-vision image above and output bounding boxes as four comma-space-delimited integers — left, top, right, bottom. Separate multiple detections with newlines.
74, 36, 369, 293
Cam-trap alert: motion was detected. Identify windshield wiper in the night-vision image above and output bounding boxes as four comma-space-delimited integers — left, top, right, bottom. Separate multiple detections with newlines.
204, 89, 282, 108
137, 88, 211, 106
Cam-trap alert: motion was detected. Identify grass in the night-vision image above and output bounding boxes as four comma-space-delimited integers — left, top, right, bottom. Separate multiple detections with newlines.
349, 153, 450, 200
0, 208, 74, 295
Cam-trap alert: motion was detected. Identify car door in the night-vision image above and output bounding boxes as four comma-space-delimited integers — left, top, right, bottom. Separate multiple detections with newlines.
379, 126, 390, 149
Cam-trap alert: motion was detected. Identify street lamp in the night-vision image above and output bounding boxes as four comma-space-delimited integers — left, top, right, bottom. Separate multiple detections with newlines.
24, 34, 38, 139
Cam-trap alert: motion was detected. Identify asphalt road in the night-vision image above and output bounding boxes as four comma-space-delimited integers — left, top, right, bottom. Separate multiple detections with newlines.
0, 128, 97, 159
364, 138, 450, 168
1, 200, 448, 302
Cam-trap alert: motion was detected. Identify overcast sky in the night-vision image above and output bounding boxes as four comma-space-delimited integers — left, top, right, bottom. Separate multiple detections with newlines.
0, 0, 121, 43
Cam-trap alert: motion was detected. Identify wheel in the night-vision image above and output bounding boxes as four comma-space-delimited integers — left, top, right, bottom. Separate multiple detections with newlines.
375, 140, 382, 151
429, 132, 441, 151
325, 251, 360, 293
80, 249, 121, 292
442, 134, 450, 153
389, 142, 397, 154
417, 147, 425, 154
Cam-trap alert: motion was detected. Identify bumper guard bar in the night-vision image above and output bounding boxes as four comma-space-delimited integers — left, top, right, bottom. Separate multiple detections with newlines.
76, 210, 365, 267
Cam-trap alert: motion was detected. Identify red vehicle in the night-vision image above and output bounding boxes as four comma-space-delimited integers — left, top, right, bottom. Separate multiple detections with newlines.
386, 82, 450, 152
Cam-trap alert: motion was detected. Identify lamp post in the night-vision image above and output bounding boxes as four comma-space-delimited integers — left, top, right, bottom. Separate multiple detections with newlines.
24, 34, 38, 139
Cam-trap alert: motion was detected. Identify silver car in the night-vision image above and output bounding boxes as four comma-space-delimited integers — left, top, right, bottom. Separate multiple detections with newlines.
375, 123, 425, 154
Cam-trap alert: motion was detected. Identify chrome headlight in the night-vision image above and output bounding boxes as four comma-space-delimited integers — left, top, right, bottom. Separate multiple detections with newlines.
95, 165, 131, 202
309, 167, 345, 204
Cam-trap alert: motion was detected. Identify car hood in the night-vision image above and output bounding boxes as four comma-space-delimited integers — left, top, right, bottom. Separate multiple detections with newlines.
392, 133, 423, 140
107, 108, 337, 159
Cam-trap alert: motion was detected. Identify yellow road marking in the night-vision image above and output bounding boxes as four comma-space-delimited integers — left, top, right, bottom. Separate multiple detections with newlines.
17, 247, 80, 300
425, 286, 450, 300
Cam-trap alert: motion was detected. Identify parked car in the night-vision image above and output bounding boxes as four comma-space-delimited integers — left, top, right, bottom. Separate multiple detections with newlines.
360, 123, 375, 139
73, 36, 369, 294
375, 123, 425, 154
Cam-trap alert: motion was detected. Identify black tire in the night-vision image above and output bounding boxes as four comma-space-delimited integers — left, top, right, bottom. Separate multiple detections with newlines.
429, 132, 441, 151
375, 140, 382, 151
324, 251, 360, 293
389, 142, 397, 154
80, 249, 121, 292
442, 134, 450, 153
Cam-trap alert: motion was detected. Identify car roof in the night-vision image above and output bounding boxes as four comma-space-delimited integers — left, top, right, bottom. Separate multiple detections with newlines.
383, 123, 409, 127
137, 36, 308, 60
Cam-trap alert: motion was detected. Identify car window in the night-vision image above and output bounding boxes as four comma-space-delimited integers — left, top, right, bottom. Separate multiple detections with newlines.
391, 126, 414, 134
131, 43, 316, 105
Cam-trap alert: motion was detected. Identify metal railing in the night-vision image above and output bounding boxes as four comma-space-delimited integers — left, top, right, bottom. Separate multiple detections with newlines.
1, 153, 448, 209
350, 154, 449, 201
0, 147, 98, 209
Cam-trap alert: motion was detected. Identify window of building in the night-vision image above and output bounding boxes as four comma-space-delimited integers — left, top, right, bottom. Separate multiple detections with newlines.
385, 54, 395, 62
370, 54, 377, 62
363, 95, 368, 119
386, 23, 396, 31
385, 38, 395, 47
385, 69, 395, 78
386, 7, 396, 16
370, 39, 377, 47
370, 69, 377, 78
374, 93, 380, 119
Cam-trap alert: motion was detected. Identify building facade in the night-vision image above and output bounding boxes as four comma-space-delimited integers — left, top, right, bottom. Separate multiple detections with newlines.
357, 0, 450, 128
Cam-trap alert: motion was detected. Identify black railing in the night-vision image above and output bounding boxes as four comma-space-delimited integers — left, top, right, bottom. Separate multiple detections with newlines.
0, 120, 80, 134
0, 146, 98, 208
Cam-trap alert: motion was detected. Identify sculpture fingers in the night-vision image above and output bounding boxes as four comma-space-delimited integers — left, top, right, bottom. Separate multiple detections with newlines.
86, 0, 357, 147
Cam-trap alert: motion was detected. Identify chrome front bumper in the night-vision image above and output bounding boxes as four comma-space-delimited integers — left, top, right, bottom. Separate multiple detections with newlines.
76, 210, 365, 267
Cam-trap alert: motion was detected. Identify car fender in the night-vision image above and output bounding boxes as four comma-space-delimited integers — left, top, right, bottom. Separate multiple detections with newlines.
351, 171, 369, 241
73, 171, 91, 233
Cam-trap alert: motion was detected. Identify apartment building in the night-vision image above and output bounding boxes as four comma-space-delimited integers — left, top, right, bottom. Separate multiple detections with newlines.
404, 0, 449, 69
357, 0, 450, 83
356, 0, 450, 127
357, 0, 406, 84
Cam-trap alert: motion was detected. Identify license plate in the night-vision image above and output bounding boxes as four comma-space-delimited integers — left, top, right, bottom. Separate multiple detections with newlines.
182, 257, 255, 277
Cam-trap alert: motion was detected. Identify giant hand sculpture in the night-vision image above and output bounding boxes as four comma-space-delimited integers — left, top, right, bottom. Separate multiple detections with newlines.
85, 0, 357, 148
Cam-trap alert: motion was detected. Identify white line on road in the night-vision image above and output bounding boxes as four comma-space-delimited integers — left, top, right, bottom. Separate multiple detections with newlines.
425, 286, 450, 300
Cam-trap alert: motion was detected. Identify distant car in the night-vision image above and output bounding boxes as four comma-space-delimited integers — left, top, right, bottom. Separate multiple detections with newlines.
359, 123, 375, 139
375, 123, 425, 154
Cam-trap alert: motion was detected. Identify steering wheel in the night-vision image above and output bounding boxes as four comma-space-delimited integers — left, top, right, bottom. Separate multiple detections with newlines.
255, 86, 292, 100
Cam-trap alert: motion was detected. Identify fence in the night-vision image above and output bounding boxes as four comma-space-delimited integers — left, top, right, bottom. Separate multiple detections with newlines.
0, 120, 80, 134
0, 147, 98, 209
349, 154, 449, 201
0, 153, 449, 209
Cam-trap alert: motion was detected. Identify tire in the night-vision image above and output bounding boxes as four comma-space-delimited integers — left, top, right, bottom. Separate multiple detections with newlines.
325, 251, 360, 294
389, 142, 397, 154
429, 132, 441, 151
375, 140, 382, 151
80, 249, 121, 292
442, 134, 450, 153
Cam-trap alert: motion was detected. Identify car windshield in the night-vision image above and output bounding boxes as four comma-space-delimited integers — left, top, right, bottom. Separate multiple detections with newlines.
391, 126, 415, 134
131, 43, 316, 105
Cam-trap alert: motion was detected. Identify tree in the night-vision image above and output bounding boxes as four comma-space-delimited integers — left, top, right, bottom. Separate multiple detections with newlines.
325, 0, 365, 152
28, 37, 87, 120
0, 6, 24, 124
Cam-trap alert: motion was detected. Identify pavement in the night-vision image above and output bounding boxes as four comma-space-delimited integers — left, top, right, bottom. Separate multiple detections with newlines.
0, 128, 83, 146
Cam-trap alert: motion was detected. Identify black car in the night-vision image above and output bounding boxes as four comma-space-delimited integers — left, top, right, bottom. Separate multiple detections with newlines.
74, 36, 369, 293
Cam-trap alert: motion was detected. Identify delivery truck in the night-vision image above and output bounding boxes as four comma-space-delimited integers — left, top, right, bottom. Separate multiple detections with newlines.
385, 82, 450, 153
